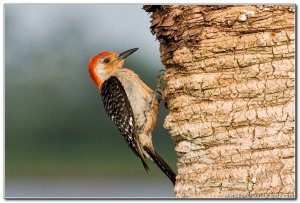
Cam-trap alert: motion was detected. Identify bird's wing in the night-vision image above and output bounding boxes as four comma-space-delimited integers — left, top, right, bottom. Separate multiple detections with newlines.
100, 76, 149, 171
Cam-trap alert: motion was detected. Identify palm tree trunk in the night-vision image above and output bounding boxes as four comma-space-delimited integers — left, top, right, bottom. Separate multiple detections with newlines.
144, 5, 295, 198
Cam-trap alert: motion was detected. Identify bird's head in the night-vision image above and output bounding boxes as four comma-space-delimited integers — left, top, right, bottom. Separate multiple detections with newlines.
88, 48, 138, 89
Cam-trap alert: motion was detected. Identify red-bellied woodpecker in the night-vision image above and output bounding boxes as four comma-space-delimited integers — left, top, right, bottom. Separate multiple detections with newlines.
88, 48, 176, 185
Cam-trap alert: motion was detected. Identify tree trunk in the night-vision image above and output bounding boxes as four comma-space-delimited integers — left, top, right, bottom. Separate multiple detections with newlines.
144, 5, 295, 198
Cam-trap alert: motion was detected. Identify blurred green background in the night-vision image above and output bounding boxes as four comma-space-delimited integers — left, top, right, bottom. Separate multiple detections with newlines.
5, 4, 176, 198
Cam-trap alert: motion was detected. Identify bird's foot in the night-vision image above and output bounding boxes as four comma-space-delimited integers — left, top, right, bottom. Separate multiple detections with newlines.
155, 69, 166, 103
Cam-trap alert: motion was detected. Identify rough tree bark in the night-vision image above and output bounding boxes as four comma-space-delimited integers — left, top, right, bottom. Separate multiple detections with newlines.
144, 5, 295, 198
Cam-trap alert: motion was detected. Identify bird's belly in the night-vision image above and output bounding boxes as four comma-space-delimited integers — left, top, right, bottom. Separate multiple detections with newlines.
124, 85, 150, 131
115, 72, 157, 135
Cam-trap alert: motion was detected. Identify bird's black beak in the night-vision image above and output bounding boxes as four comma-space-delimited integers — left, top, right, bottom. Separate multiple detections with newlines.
115, 48, 139, 61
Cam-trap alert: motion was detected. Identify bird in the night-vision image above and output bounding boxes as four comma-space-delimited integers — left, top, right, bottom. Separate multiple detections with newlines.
88, 48, 176, 185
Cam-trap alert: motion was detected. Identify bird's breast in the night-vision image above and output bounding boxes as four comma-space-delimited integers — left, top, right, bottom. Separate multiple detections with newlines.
115, 70, 156, 132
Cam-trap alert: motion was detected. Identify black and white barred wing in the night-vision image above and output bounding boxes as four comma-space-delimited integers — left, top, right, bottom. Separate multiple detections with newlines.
100, 76, 149, 171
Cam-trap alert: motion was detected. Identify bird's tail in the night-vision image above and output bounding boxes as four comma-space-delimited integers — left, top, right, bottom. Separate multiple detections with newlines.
140, 156, 149, 172
144, 146, 176, 185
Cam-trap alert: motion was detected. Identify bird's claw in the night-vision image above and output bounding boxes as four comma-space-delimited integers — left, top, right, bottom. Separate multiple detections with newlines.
155, 69, 166, 103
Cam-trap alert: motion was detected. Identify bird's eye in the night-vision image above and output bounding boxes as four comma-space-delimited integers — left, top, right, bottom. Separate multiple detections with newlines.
102, 58, 110, 63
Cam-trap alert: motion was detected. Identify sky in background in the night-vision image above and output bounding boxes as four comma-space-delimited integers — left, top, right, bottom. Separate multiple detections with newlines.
5, 4, 176, 198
